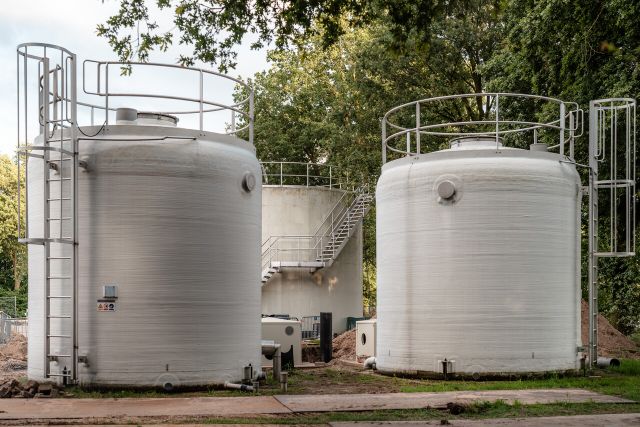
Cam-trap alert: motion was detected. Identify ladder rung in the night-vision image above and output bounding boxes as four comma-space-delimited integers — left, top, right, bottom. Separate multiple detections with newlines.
48, 276, 71, 279
47, 373, 72, 377
48, 256, 71, 260
48, 315, 72, 319
47, 334, 71, 338
47, 158, 73, 162
47, 295, 72, 299
47, 197, 71, 201
48, 354, 71, 358
46, 217, 72, 221
47, 178, 72, 182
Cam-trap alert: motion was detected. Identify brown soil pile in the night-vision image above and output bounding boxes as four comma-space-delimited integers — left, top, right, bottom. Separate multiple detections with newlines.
0, 334, 27, 362
332, 328, 357, 360
0, 334, 28, 382
581, 300, 639, 359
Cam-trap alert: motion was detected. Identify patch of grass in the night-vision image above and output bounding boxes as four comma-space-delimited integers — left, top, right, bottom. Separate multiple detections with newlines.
399, 360, 640, 401
197, 403, 640, 424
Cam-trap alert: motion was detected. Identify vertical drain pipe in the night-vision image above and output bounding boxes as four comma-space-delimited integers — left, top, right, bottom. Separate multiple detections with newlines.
320, 312, 333, 363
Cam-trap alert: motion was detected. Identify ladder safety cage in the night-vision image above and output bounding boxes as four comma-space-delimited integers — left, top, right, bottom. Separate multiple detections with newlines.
587, 98, 636, 367
16, 43, 79, 383
381, 93, 583, 164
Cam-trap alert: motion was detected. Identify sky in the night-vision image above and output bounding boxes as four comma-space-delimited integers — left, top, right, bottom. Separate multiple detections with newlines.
0, 0, 271, 155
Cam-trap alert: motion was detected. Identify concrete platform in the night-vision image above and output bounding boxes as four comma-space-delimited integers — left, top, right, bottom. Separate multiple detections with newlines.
0, 389, 632, 422
0, 395, 290, 420
330, 413, 640, 426
275, 389, 633, 413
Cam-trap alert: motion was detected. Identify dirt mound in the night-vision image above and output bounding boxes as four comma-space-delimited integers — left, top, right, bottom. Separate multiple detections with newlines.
581, 300, 639, 359
0, 334, 28, 382
332, 328, 357, 360
0, 334, 27, 362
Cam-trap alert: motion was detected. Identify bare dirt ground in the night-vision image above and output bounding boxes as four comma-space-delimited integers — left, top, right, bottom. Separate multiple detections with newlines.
580, 301, 639, 359
0, 334, 27, 382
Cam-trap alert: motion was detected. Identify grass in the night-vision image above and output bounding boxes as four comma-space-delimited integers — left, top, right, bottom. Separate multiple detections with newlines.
190, 402, 640, 424
61, 360, 640, 401
399, 359, 640, 401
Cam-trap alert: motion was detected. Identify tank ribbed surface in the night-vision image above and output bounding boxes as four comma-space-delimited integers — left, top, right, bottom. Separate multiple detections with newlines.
376, 147, 582, 376
27, 125, 261, 387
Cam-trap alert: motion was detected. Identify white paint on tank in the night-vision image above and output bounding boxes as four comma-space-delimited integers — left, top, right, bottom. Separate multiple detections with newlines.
376, 144, 582, 375
27, 124, 261, 387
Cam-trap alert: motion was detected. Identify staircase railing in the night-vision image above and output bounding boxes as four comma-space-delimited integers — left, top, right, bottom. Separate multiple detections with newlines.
261, 184, 372, 277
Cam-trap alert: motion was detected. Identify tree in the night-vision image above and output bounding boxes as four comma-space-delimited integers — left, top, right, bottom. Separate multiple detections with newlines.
97, 0, 472, 72
0, 155, 26, 291
484, 0, 640, 333
232, 4, 503, 305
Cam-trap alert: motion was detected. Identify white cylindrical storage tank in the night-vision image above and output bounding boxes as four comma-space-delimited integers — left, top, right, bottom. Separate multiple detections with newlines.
261, 163, 365, 335
26, 120, 261, 387
376, 135, 582, 376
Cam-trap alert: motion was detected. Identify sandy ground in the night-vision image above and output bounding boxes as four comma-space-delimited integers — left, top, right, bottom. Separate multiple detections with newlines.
0, 334, 27, 382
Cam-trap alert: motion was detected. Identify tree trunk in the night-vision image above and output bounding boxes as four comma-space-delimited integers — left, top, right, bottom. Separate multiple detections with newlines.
12, 252, 21, 290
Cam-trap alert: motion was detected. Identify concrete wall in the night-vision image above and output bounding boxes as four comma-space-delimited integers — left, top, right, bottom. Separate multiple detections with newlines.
262, 186, 363, 335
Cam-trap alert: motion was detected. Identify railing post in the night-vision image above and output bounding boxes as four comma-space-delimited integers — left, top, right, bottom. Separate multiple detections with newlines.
306, 163, 309, 187
249, 89, 254, 145
494, 94, 499, 149
199, 70, 204, 131
329, 166, 333, 188
381, 117, 387, 164
569, 109, 574, 159
559, 102, 565, 156
280, 162, 283, 186
406, 132, 410, 156
416, 102, 421, 154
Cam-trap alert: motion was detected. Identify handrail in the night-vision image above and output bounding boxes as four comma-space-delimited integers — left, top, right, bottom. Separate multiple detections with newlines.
261, 184, 372, 274
260, 161, 352, 189
381, 92, 584, 164
18, 46, 254, 139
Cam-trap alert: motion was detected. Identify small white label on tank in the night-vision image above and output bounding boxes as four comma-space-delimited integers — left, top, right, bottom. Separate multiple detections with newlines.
97, 302, 116, 312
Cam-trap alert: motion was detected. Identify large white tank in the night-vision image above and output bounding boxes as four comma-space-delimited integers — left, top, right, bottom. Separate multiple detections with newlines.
27, 119, 262, 387
376, 137, 582, 376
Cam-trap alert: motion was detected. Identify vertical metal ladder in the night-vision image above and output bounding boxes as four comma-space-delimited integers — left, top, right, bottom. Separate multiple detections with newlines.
587, 98, 636, 367
17, 44, 79, 383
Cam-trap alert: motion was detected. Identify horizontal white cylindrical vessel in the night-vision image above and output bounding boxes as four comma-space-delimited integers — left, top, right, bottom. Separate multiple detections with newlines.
376, 139, 582, 376
27, 122, 262, 387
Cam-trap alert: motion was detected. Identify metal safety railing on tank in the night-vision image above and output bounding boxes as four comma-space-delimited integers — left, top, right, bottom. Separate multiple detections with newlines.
381, 93, 583, 164
81, 60, 253, 140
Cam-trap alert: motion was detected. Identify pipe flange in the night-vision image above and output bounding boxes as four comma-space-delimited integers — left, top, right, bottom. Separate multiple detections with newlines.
433, 174, 463, 205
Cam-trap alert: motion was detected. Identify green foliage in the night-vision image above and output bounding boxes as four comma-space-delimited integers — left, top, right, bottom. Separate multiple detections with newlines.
0, 155, 26, 293
97, 0, 478, 72
485, 0, 640, 333
237, 6, 502, 276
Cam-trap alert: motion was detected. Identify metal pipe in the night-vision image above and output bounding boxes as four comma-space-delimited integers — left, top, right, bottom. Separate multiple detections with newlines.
596, 357, 620, 368
223, 381, 254, 392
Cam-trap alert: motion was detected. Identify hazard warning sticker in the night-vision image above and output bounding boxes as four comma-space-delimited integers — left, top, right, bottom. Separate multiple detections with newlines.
97, 302, 116, 312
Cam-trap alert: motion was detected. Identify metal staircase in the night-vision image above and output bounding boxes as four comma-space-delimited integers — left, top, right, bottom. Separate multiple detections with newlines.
17, 44, 79, 383
261, 184, 373, 284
